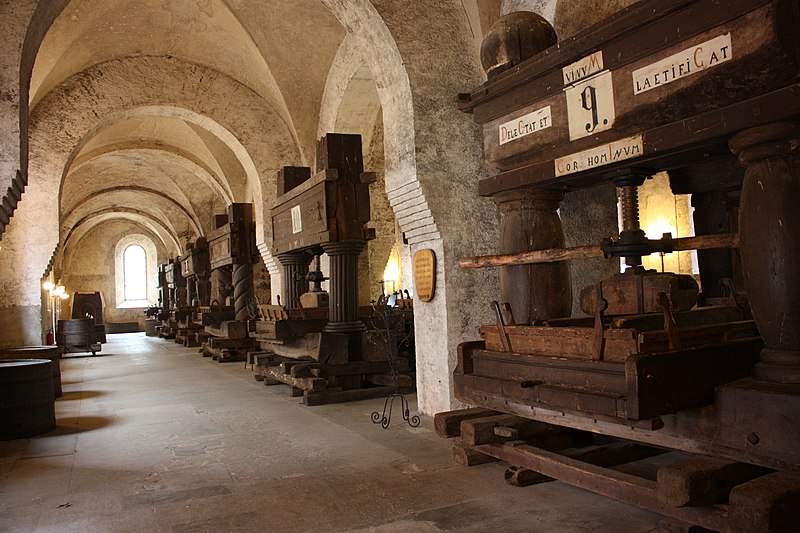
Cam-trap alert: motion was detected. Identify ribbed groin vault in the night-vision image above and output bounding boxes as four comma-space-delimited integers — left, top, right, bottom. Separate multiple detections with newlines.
0, 0, 631, 414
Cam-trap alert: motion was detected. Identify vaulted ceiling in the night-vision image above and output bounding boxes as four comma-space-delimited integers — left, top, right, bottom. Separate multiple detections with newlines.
29, 0, 347, 256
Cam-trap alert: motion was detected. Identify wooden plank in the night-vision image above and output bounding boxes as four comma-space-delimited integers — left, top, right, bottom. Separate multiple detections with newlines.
480, 324, 639, 362
474, 442, 729, 532
504, 465, 553, 486
469, 348, 626, 394
434, 407, 498, 438
657, 457, 771, 507
303, 386, 415, 406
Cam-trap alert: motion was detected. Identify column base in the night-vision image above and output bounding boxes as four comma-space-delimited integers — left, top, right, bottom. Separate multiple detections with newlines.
752, 349, 800, 384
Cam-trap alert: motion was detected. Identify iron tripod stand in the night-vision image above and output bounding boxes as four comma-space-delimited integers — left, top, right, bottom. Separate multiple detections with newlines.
368, 291, 419, 429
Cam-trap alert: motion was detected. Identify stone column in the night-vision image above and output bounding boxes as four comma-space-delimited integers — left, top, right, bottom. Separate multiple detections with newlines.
322, 241, 366, 333
729, 121, 800, 384
494, 189, 571, 325
276, 252, 311, 310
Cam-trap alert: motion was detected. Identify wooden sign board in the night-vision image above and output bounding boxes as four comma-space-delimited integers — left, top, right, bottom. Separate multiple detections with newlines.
413, 249, 436, 302
458, 0, 799, 195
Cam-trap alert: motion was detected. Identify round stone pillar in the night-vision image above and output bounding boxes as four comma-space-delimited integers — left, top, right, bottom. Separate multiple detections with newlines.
494, 189, 572, 325
322, 241, 366, 333
730, 121, 800, 384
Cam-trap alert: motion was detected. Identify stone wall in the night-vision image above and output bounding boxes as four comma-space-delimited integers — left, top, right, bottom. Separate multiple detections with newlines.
60, 220, 167, 328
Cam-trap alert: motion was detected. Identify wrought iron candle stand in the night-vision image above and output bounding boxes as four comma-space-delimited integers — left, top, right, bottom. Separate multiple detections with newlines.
369, 292, 419, 429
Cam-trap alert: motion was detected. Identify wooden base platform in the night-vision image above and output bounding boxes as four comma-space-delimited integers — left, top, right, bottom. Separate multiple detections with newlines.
435, 409, 800, 532
200, 336, 254, 362
253, 352, 414, 406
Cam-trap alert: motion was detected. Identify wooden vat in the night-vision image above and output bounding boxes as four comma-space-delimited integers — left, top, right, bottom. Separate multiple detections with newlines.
0, 346, 62, 398
57, 319, 101, 355
0, 359, 56, 440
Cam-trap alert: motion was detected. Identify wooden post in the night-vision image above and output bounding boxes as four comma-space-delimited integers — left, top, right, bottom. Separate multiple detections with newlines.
276, 252, 311, 310
493, 188, 571, 324
322, 241, 366, 334
730, 121, 800, 384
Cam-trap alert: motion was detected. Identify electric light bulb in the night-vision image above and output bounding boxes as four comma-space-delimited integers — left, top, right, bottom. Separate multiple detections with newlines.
43, 281, 55, 291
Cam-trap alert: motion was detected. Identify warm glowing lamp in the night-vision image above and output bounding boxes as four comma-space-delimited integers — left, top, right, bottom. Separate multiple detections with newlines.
59, 293, 70, 300
43, 281, 55, 291
53, 286, 65, 297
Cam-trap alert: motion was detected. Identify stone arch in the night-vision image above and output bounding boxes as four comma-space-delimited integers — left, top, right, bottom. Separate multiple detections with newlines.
319, 0, 500, 414
2, 56, 300, 315
62, 188, 203, 242
64, 209, 183, 254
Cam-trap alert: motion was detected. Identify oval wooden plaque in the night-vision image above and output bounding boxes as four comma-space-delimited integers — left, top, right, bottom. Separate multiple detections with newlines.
413, 249, 436, 302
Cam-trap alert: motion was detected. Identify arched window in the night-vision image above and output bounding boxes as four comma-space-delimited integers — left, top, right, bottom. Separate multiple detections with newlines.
123, 244, 147, 301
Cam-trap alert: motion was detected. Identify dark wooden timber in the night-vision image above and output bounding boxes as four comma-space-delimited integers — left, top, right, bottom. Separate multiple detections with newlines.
474, 442, 730, 532
434, 407, 498, 438
493, 189, 571, 324
730, 121, 800, 384
656, 457, 771, 507
460, 233, 739, 269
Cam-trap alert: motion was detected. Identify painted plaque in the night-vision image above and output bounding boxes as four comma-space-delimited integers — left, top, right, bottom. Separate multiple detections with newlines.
565, 70, 615, 141
290, 205, 302, 234
632, 33, 732, 95
555, 134, 643, 177
563, 51, 604, 86
413, 249, 436, 303
498, 105, 552, 145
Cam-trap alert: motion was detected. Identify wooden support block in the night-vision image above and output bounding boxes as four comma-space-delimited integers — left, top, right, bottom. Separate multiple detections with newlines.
728, 471, 800, 533
434, 407, 500, 438
460, 414, 581, 449
504, 465, 553, 487
219, 320, 247, 339
290, 387, 304, 397
209, 337, 251, 349
262, 378, 282, 386
290, 363, 323, 378
657, 457, 771, 507
494, 426, 519, 439
254, 374, 265, 381
452, 440, 498, 466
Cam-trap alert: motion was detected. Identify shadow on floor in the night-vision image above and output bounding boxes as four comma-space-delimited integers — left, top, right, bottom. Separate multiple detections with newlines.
61, 352, 117, 359
49, 416, 115, 435
57, 390, 107, 401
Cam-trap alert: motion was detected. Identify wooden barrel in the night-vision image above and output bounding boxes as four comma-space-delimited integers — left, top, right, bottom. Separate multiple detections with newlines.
57, 318, 96, 352
0, 359, 56, 440
0, 346, 62, 398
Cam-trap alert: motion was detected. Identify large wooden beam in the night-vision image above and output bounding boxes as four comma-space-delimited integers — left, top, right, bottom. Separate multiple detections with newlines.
459, 233, 739, 269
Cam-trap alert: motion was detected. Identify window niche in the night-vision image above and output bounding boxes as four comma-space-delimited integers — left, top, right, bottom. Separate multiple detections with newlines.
114, 235, 158, 308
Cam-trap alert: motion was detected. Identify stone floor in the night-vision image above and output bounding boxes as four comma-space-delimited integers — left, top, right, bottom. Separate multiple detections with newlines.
0, 333, 663, 532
